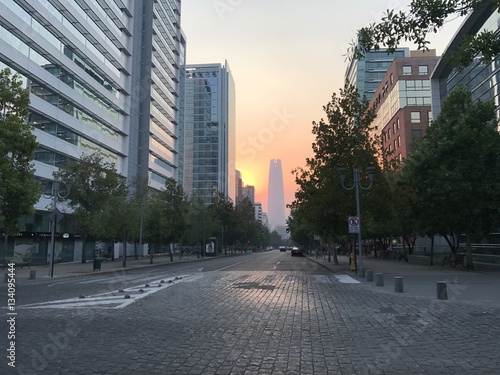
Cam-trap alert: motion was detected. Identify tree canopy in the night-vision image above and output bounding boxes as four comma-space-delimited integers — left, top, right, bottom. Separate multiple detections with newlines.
290, 83, 388, 256
0, 68, 39, 234
56, 153, 125, 262
398, 86, 500, 268
351, 0, 500, 68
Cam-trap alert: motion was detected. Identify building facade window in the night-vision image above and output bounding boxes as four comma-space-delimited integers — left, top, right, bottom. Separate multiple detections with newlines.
403, 66, 412, 75
412, 129, 422, 140
410, 111, 421, 123
418, 65, 428, 75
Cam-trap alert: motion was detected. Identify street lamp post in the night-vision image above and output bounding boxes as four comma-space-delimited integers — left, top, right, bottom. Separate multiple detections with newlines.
337, 166, 375, 274
42, 177, 72, 278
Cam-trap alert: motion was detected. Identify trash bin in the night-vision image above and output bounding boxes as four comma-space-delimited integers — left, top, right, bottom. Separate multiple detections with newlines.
93, 257, 101, 271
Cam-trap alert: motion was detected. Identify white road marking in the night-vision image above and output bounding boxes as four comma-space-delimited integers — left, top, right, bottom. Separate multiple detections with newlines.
334, 275, 360, 284
18, 274, 202, 310
214, 258, 254, 271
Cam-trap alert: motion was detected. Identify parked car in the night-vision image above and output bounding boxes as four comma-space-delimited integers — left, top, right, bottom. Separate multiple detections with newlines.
291, 247, 303, 257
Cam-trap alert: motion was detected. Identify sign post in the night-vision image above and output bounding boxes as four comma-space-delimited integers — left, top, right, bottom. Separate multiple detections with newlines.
348, 216, 360, 234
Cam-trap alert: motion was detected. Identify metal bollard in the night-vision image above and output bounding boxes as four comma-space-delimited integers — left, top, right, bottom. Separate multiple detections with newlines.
366, 270, 374, 282
394, 276, 404, 293
29, 270, 36, 280
359, 267, 366, 278
375, 273, 384, 287
436, 281, 447, 300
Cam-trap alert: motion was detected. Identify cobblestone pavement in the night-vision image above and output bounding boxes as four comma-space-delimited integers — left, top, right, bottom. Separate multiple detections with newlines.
3, 267, 500, 374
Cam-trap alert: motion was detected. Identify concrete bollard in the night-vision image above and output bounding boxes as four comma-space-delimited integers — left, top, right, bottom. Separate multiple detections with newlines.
437, 281, 447, 300
375, 273, 384, 287
29, 270, 36, 280
359, 267, 366, 278
394, 276, 404, 293
366, 270, 374, 282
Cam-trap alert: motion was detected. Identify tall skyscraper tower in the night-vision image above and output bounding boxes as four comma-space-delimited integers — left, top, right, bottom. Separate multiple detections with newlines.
345, 45, 409, 101
0, 0, 185, 254
184, 61, 236, 203
267, 159, 286, 229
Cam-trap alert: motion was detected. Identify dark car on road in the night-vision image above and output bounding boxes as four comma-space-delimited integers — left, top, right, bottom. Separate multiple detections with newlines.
291, 247, 303, 257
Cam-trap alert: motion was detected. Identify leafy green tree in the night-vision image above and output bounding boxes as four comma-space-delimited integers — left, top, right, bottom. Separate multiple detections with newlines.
183, 194, 209, 255
287, 206, 314, 251
233, 197, 256, 248
211, 192, 234, 254
399, 86, 500, 269
145, 178, 187, 261
0, 68, 39, 234
56, 153, 124, 263
291, 83, 385, 262
351, 0, 500, 69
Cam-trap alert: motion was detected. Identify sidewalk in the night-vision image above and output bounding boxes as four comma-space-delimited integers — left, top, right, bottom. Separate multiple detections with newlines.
3, 252, 219, 281
308, 254, 500, 307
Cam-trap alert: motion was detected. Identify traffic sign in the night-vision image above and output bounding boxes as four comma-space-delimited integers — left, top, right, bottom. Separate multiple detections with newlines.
348, 216, 360, 233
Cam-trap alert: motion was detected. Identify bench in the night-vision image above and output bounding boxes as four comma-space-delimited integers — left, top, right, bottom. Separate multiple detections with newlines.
442, 253, 466, 268
2, 256, 31, 269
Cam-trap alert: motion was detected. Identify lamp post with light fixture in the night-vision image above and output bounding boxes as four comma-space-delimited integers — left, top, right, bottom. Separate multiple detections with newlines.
41, 177, 73, 278
337, 166, 375, 274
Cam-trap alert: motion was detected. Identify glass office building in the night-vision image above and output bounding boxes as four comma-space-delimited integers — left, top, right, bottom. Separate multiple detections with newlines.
431, 1, 500, 123
0, 0, 185, 262
345, 46, 410, 101
184, 62, 236, 204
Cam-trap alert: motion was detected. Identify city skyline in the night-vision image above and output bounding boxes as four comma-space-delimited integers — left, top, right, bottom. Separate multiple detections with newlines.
182, 1, 463, 213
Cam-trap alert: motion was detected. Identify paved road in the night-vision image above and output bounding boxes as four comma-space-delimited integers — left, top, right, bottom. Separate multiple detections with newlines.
1, 251, 499, 374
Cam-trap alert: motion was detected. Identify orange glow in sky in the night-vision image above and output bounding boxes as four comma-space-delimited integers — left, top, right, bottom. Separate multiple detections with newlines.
182, 1, 462, 216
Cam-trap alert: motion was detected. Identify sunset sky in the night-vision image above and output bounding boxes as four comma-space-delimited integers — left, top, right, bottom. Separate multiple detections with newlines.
181, 1, 462, 215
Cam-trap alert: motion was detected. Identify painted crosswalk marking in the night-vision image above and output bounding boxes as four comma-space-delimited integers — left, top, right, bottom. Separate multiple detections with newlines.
334, 275, 360, 284
19, 274, 204, 309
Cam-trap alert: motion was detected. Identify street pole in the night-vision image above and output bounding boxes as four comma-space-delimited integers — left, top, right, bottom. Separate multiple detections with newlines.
48, 179, 59, 278
338, 166, 375, 275
354, 168, 363, 272
43, 177, 72, 278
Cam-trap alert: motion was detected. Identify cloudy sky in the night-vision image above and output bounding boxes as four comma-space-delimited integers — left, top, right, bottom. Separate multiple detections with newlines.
181, 0, 463, 214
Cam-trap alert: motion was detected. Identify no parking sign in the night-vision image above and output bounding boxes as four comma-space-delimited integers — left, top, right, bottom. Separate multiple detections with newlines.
348, 216, 360, 233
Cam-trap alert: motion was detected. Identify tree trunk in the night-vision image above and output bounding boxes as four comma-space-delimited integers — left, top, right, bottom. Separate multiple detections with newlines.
122, 230, 128, 268
332, 243, 339, 265
430, 235, 434, 266
465, 230, 474, 270
81, 235, 87, 263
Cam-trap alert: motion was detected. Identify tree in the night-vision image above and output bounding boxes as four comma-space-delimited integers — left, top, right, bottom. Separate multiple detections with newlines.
398, 86, 500, 269
290, 83, 385, 262
0, 68, 39, 234
145, 178, 187, 261
351, 0, 500, 69
56, 153, 125, 263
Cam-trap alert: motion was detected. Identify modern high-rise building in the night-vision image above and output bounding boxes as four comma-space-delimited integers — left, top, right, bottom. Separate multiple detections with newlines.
254, 202, 263, 222
0, 0, 185, 261
369, 50, 440, 163
184, 61, 236, 203
241, 185, 255, 203
431, 2, 500, 123
235, 170, 243, 204
267, 159, 286, 229
345, 45, 410, 101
